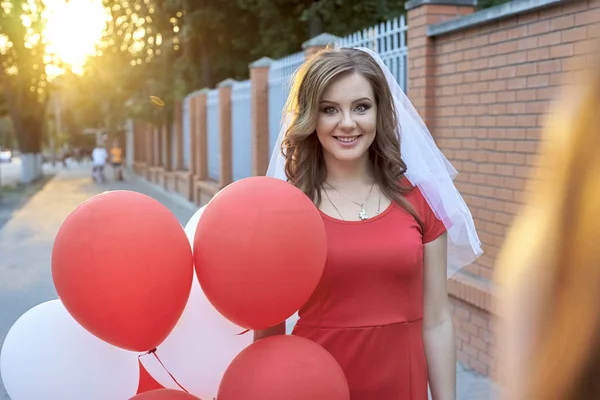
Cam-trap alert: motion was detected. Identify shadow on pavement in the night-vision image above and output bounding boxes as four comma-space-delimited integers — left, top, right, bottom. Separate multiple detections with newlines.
0, 172, 57, 231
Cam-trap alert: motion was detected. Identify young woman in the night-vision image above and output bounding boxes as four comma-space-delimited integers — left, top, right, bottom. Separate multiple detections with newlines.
259, 46, 482, 400
496, 56, 600, 400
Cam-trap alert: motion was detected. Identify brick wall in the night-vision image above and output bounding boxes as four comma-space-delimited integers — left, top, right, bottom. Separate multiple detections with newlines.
430, 0, 598, 280
407, 0, 599, 376
450, 297, 497, 377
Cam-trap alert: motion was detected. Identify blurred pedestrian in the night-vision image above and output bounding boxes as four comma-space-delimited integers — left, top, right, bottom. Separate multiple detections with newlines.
110, 139, 124, 181
91, 142, 108, 183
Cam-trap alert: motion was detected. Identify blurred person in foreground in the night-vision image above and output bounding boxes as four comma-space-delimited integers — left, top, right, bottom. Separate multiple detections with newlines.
495, 55, 600, 400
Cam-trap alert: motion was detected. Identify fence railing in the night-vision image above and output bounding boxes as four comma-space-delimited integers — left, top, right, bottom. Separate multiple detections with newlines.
231, 79, 252, 181
207, 89, 220, 181
268, 51, 305, 154
338, 16, 408, 92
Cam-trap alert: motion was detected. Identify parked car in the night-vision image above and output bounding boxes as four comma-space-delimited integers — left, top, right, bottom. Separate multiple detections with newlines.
0, 149, 12, 163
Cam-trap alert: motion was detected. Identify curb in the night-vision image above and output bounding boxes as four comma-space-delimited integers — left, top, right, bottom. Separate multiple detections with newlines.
126, 169, 197, 212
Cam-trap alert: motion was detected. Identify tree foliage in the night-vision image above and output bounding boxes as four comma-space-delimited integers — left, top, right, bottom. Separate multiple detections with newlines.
237, 0, 406, 59
0, 116, 15, 148
67, 0, 505, 142
71, 0, 407, 134
477, 0, 511, 10
0, 0, 49, 153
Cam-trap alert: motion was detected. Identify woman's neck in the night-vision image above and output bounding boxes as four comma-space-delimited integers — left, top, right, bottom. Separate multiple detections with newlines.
323, 154, 373, 187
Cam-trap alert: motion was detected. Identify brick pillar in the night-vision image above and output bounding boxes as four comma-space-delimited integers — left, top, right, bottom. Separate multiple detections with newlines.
302, 33, 341, 60
136, 122, 143, 163
142, 124, 147, 164
147, 123, 155, 166
133, 121, 141, 163
145, 123, 155, 181
217, 78, 235, 187
405, 0, 475, 129
154, 125, 161, 167
173, 100, 183, 170
162, 124, 171, 171
196, 89, 209, 181
249, 57, 272, 176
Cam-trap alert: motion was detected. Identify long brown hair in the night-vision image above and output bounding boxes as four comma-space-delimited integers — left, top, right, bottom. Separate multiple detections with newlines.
280, 47, 421, 226
496, 55, 600, 400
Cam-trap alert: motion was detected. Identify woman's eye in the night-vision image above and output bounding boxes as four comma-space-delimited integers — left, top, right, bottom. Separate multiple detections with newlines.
323, 107, 336, 114
355, 104, 370, 113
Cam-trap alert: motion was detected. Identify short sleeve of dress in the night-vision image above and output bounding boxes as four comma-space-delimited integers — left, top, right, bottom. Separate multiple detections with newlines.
411, 186, 447, 244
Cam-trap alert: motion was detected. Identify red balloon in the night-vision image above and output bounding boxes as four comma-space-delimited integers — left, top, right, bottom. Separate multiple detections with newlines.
130, 389, 201, 400
218, 335, 350, 400
137, 361, 166, 394
193, 177, 326, 330
52, 190, 193, 352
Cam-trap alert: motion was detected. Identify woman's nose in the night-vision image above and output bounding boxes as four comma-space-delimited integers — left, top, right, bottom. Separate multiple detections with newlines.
338, 111, 357, 130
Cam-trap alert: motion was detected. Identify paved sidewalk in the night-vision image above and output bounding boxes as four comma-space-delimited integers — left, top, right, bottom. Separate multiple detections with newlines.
0, 165, 498, 399
452, 363, 498, 400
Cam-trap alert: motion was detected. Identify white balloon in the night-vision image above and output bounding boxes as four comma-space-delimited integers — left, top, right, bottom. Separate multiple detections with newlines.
1, 299, 139, 400
183, 205, 206, 244
141, 276, 253, 398
141, 206, 252, 399
286, 311, 300, 334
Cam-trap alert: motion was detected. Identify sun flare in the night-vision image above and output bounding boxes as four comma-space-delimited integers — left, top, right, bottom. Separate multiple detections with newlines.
43, 0, 108, 75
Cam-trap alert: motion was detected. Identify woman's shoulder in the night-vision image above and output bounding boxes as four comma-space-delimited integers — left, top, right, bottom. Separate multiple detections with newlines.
397, 177, 426, 206
397, 177, 449, 240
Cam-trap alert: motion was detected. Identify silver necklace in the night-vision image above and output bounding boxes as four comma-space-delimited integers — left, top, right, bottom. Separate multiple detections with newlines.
323, 182, 382, 221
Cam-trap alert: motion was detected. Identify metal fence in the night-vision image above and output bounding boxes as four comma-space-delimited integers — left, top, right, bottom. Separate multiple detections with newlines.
207, 89, 220, 182
231, 79, 252, 181
338, 16, 408, 92
267, 51, 305, 155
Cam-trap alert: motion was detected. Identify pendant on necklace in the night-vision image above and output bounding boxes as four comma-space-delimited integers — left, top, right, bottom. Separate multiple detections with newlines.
359, 205, 368, 220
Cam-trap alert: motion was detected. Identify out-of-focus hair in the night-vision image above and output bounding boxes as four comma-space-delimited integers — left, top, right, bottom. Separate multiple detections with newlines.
496, 53, 600, 400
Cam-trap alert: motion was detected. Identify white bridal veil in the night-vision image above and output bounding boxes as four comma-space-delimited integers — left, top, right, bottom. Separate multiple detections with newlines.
266, 46, 483, 278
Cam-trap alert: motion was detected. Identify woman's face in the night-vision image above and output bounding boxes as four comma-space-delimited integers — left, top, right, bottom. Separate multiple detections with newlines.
315, 72, 377, 164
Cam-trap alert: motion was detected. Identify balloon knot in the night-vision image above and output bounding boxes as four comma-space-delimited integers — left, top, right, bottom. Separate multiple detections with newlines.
146, 347, 157, 354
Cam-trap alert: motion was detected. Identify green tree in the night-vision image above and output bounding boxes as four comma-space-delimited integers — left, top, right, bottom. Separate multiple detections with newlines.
0, 116, 15, 148
0, 86, 8, 117
90, 0, 262, 130
477, 0, 511, 9
237, 0, 406, 59
0, 0, 49, 154
77, 0, 409, 132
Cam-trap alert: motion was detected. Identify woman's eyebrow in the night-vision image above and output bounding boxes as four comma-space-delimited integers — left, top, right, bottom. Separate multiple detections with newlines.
319, 97, 372, 104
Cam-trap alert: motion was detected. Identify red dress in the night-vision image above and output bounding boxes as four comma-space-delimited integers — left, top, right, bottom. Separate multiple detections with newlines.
292, 187, 447, 400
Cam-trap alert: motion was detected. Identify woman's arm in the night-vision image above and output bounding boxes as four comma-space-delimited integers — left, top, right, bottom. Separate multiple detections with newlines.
253, 322, 286, 342
423, 232, 456, 400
